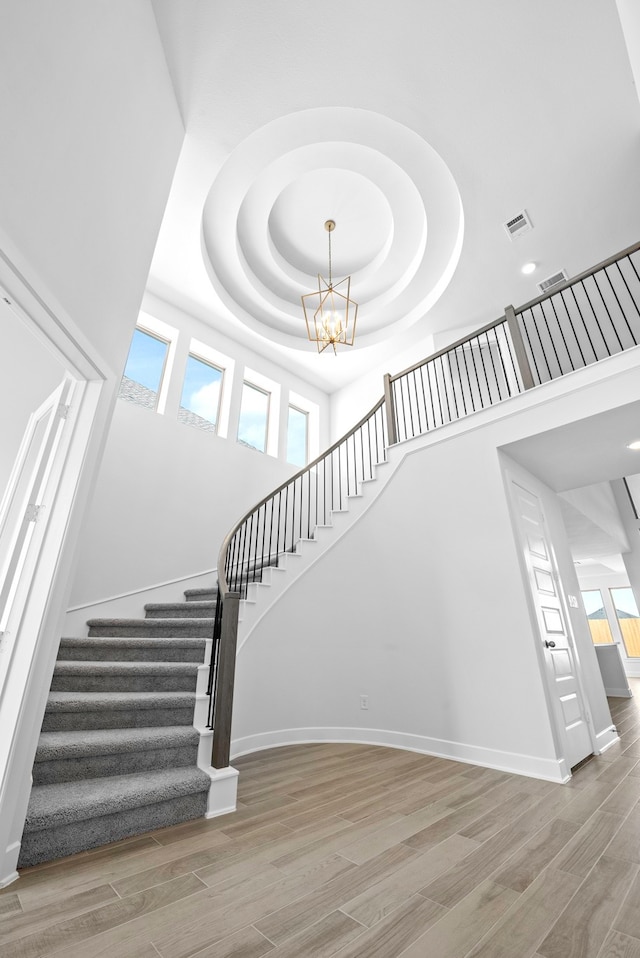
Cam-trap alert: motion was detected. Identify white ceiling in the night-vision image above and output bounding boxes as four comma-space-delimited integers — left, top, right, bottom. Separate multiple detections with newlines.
148, 0, 640, 393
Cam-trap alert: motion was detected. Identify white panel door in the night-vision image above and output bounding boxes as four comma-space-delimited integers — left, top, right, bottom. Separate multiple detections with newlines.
511, 480, 593, 770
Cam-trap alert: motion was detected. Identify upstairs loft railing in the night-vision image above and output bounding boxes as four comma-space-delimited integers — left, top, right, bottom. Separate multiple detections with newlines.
387, 240, 640, 444
208, 238, 640, 769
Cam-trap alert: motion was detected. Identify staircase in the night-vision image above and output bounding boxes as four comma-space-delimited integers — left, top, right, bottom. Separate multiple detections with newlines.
19, 587, 218, 867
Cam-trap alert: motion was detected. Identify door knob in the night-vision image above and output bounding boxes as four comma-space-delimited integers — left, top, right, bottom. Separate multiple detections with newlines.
545, 640, 556, 648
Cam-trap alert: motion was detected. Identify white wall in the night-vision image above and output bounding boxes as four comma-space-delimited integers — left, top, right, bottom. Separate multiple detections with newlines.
0, 1, 184, 884
0, 1, 183, 376
231, 410, 561, 778
231, 348, 640, 778
67, 293, 331, 615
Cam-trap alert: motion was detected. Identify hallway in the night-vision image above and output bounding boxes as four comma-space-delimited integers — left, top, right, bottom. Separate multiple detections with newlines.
1, 686, 640, 957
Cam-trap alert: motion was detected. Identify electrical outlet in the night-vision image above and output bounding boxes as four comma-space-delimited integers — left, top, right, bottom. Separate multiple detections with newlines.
360, 694, 368, 710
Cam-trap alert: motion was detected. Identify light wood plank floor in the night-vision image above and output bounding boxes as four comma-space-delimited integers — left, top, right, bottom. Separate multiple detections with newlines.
3, 683, 640, 957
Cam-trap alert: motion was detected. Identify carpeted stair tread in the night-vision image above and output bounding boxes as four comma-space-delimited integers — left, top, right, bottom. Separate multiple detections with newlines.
184, 587, 218, 601
58, 637, 206, 662
87, 617, 214, 638
53, 661, 199, 676
35, 726, 199, 762
46, 690, 196, 711
144, 601, 217, 618
24, 766, 211, 831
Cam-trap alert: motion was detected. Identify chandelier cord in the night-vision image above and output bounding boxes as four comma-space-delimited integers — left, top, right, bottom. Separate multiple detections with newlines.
328, 228, 332, 288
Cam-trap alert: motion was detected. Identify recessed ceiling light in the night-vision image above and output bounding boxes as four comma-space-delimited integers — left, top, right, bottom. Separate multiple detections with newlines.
627, 440, 640, 450
521, 262, 536, 275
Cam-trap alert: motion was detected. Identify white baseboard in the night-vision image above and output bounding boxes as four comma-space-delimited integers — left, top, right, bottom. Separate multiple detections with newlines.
603, 687, 633, 698
0, 869, 19, 888
595, 726, 622, 753
230, 726, 569, 783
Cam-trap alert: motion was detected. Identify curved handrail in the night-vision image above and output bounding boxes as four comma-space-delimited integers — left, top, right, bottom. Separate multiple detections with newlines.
216, 396, 386, 596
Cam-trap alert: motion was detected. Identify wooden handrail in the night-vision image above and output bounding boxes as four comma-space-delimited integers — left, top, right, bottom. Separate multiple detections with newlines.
216, 396, 385, 595
513, 239, 640, 315
387, 316, 509, 384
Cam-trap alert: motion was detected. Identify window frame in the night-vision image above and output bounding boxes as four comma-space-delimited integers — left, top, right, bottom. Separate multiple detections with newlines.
178, 352, 225, 433
237, 380, 271, 454
286, 402, 310, 467
609, 586, 640, 659
580, 589, 615, 646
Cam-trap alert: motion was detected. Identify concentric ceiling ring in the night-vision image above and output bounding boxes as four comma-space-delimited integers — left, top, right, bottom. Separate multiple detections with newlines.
202, 107, 463, 350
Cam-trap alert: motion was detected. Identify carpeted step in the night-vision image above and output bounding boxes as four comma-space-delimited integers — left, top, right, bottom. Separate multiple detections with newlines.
50, 661, 199, 693
87, 617, 214, 638
58, 636, 207, 662
33, 726, 200, 785
184, 587, 218, 602
19, 766, 211, 866
144, 601, 217, 619
42, 691, 197, 731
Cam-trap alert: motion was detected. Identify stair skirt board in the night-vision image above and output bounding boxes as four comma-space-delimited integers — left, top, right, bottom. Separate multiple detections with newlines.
230, 727, 570, 783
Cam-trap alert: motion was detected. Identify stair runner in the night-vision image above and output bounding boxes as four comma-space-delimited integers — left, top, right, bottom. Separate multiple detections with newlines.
18, 587, 218, 867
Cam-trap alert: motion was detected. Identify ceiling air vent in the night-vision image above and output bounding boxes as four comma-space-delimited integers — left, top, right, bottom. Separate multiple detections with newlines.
503, 210, 532, 240
537, 269, 568, 294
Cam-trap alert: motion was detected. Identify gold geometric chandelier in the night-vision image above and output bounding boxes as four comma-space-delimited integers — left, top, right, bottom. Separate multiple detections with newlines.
301, 220, 358, 355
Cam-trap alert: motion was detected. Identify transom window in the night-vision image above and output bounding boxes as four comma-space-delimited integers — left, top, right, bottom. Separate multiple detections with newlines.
287, 404, 309, 467
119, 327, 169, 411
178, 354, 223, 432
238, 382, 270, 453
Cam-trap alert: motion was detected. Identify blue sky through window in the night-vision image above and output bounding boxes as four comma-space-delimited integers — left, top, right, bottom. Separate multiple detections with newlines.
581, 590, 604, 616
238, 382, 269, 452
123, 329, 168, 392
287, 405, 308, 466
180, 355, 223, 425
611, 587, 640, 618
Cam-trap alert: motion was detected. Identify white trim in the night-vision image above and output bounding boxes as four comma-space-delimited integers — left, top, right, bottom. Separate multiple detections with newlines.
0, 870, 19, 889
595, 726, 623, 752
67, 567, 217, 612
135, 311, 179, 417
64, 568, 218, 635
230, 727, 570, 783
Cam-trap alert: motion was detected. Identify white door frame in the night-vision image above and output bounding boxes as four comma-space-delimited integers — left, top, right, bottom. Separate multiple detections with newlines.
0, 240, 111, 886
503, 463, 599, 780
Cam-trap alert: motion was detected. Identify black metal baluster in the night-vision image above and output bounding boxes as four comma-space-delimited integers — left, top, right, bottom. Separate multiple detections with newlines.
405, 373, 415, 440
616, 260, 640, 322
468, 338, 484, 407
506, 316, 528, 387
495, 323, 513, 396
275, 490, 282, 560
581, 279, 610, 359
239, 521, 248, 596
450, 348, 466, 416
475, 336, 491, 406
411, 369, 423, 436
539, 300, 563, 377
529, 307, 552, 381
484, 331, 502, 401
547, 295, 574, 373
560, 288, 588, 367
592, 272, 624, 351
605, 265, 636, 344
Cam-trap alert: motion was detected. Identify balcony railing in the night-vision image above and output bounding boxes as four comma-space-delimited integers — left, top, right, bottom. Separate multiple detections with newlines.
209, 239, 640, 769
